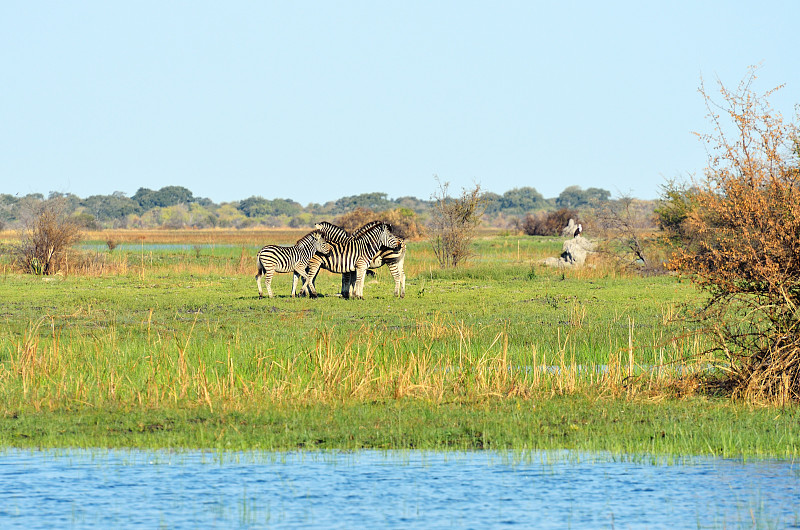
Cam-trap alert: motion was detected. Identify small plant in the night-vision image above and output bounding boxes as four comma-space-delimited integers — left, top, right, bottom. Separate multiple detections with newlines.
12, 199, 82, 275
106, 239, 118, 252
428, 178, 485, 268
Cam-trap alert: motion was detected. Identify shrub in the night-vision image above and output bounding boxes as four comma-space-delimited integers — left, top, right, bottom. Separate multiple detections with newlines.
335, 207, 426, 240
13, 199, 83, 275
428, 179, 485, 268
668, 68, 800, 402
335, 207, 378, 232
520, 208, 578, 236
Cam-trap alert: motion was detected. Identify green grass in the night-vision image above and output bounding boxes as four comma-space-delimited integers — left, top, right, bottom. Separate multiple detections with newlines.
0, 234, 797, 457
3, 399, 798, 458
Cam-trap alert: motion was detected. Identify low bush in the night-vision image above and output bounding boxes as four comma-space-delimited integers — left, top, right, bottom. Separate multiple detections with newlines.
335, 207, 426, 239
520, 209, 578, 236
12, 199, 82, 275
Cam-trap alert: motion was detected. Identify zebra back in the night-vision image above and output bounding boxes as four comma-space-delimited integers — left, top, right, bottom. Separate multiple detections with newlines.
315, 222, 398, 273
314, 220, 388, 244
351, 220, 386, 239
314, 222, 350, 244
257, 230, 328, 271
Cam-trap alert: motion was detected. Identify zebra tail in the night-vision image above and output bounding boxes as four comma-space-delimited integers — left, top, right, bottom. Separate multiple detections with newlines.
255, 258, 266, 279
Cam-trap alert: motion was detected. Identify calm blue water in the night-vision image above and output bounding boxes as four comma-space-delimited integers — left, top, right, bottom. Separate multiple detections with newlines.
1, 449, 798, 528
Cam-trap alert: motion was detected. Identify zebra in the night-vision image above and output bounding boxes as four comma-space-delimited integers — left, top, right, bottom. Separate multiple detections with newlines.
302, 222, 400, 299
255, 230, 332, 299
342, 238, 407, 298
314, 221, 406, 298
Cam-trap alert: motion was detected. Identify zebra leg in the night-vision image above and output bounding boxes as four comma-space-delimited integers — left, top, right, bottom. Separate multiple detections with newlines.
263, 270, 275, 298
341, 271, 355, 299
302, 261, 321, 298
397, 257, 406, 298
291, 266, 310, 297
388, 263, 402, 298
291, 271, 300, 297
354, 263, 368, 299
256, 261, 265, 299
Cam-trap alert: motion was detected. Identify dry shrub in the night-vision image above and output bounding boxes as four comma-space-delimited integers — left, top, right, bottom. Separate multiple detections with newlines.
12, 199, 82, 275
429, 179, 485, 268
520, 208, 578, 236
335, 207, 425, 239
593, 196, 663, 274
669, 67, 800, 403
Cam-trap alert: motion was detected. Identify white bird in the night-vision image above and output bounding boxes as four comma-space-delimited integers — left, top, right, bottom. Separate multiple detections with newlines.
573, 223, 582, 238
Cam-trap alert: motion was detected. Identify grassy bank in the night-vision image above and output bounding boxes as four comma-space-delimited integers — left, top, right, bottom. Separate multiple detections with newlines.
1, 231, 797, 457
3, 398, 799, 458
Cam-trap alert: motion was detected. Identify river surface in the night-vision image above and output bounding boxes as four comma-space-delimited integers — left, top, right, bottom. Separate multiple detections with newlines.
1, 449, 798, 528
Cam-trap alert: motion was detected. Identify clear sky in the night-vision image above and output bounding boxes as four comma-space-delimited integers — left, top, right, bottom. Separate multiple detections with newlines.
1, 1, 798, 205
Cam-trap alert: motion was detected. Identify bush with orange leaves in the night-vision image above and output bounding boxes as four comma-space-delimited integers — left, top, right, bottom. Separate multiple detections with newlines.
667, 68, 800, 402
335, 207, 425, 240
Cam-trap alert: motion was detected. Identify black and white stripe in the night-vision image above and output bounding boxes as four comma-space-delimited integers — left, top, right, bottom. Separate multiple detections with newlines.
342, 238, 406, 298
302, 222, 400, 299
255, 230, 331, 298
315, 221, 406, 298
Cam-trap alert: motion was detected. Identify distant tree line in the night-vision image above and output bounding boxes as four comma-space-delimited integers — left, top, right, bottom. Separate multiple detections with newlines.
0, 184, 612, 231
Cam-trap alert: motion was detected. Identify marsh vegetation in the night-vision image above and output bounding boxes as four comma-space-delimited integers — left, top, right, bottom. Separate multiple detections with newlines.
1, 228, 798, 456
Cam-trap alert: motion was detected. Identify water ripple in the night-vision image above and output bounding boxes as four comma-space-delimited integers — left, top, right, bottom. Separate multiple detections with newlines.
0, 449, 798, 528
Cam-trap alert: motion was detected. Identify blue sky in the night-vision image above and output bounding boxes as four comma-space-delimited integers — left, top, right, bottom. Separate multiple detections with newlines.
1, 1, 797, 205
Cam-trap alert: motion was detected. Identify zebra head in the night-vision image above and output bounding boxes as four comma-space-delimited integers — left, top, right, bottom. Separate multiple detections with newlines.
311, 231, 333, 254
379, 223, 402, 249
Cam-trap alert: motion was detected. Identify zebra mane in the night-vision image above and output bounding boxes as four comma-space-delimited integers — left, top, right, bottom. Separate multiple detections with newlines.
314, 220, 392, 243
295, 229, 323, 246
314, 221, 350, 242
351, 220, 388, 238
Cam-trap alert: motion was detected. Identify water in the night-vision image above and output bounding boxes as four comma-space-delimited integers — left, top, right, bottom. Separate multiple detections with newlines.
1, 449, 798, 528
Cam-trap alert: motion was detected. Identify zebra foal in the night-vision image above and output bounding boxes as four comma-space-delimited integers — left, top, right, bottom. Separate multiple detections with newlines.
255, 230, 331, 299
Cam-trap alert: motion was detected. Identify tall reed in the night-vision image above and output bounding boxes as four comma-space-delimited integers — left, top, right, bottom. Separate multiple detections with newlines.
0, 309, 705, 413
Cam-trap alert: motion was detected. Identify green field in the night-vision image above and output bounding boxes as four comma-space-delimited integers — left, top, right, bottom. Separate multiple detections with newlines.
1, 231, 798, 457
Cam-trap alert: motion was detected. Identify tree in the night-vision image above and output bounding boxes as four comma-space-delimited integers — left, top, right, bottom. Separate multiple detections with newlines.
499, 187, 546, 214
133, 186, 194, 210
556, 185, 611, 209
237, 196, 269, 217
428, 178, 485, 268
12, 198, 82, 275
595, 195, 655, 268
481, 191, 503, 214
668, 67, 800, 402
332, 192, 395, 213
81, 194, 140, 222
